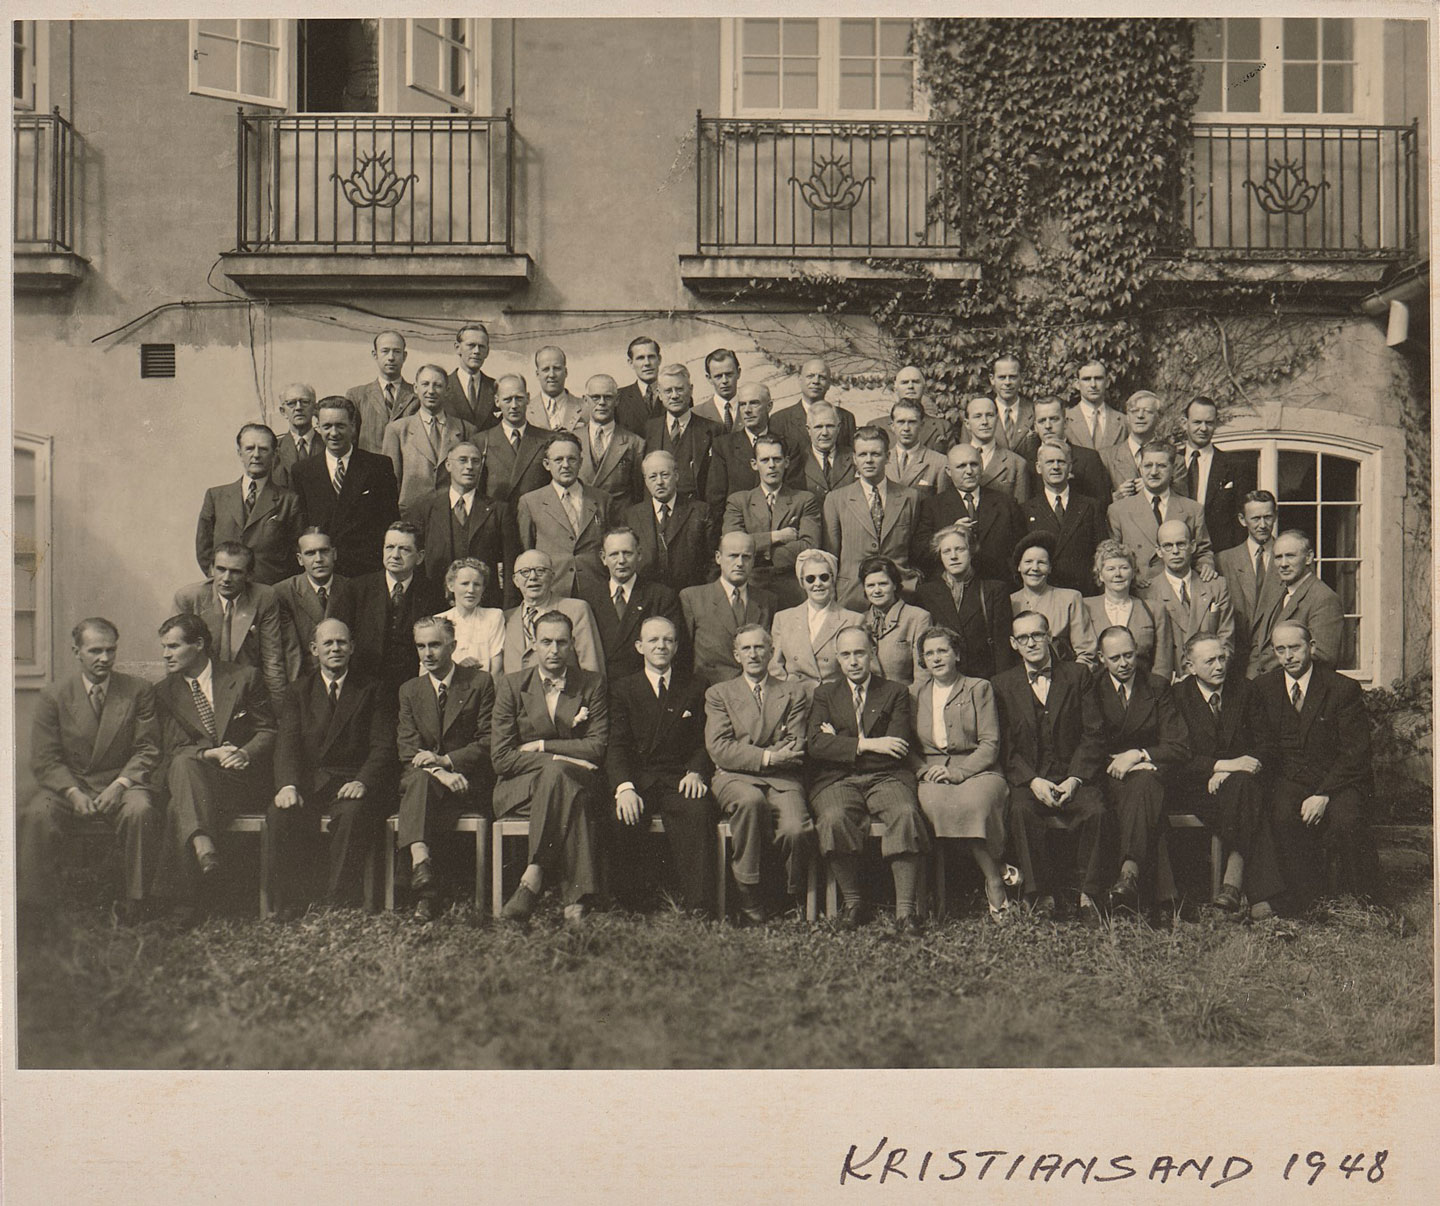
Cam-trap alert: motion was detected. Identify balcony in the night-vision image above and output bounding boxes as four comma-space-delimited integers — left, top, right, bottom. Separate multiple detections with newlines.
1157, 120, 1421, 289
220, 112, 534, 298
13, 110, 86, 293
680, 115, 979, 295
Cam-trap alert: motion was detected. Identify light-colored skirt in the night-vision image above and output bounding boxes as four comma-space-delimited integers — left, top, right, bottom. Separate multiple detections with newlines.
916, 755, 1007, 854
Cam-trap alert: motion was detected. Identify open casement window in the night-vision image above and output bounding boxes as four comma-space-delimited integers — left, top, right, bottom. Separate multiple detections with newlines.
724, 17, 920, 118
405, 18, 476, 112
1193, 17, 1380, 122
14, 432, 53, 684
189, 18, 292, 109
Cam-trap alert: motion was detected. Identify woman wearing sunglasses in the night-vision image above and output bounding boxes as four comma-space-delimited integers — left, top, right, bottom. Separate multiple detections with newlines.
859, 555, 931, 685
1009, 530, 1098, 667
768, 548, 865, 698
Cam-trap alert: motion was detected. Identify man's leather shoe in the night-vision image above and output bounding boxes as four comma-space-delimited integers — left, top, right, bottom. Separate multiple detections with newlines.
413, 896, 435, 923
735, 906, 768, 928
894, 914, 925, 938
502, 883, 538, 922
410, 859, 434, 892
837, 902, 870, 931
1109, 870, 1139, 908
1212, 883, 1243, 914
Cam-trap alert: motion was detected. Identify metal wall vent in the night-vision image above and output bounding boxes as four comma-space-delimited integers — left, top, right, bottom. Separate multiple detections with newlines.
140, 343, 176, 378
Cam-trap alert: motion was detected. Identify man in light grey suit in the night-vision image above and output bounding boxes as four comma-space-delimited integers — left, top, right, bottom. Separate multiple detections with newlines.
273, 383, 321, 487
722, 433, 821, 606
528, 345, 587, 432
501, 550, 604, 676
1247, 530, 1346, 676
704, 624, 816, 923
886, 399, 948, 496
516, 430, 608, 596
1216, 490, 1286, 677
964, 396, 1030, 504
1065, 360, 1126, 451
347, 329, 417, 452
382, 364, 476, 517
1100, 389, 1163, 498
1137, 519, 1235, 678
988, 353, 1034, 452
577, 373, 644, 520
822, 426, 920, 609
1106, 442, 1216, 586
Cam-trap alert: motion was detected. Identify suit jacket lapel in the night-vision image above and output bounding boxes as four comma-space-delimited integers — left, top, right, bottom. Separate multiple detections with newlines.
244, 480, 280, 531
210, 666, 239, 740
1298, 670, 1326, 739
219, 483, 245, 536
879, 488, 904, 541
88, 676, 125, 765
319, 675, 354, 756
441, 671, 471, 736
553, 673, 581, 734
521, 671, 556, 740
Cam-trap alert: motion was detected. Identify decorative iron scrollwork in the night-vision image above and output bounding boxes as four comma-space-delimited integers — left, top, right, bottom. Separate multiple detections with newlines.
332, 150, 417, 210
1243, 157, 1329, 216
789, 156, 873, 213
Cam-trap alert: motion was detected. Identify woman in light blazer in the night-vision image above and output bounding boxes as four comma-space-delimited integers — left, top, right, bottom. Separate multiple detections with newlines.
858, 555, 931, 685
1081, 538, 1174, 680
910, 625, 1015, 921
768, 548, 864, 697
1009, 530, 1098, 667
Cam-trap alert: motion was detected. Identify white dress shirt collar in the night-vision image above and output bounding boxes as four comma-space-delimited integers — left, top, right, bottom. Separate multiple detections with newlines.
429, 666, 456, 694
449, 485, 477, 509
325, 448, 351, 476
644, 665, 671, 697
319, 669, 348, 693
188, 659, 215, 701
609, 577, 634, 604
385, 571, 413, 595
1283, 665, 1315, 697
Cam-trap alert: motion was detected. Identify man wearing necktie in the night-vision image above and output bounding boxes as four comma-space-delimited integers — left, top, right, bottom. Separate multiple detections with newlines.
823, 426, 920, 610
721, 433, 822, 608
438, 322, 498, 431
346, 330, 417, 453
500, 550, 605, 676
912, 441, 1023, 584
491, 611, 610, 923
1254, 622, 1379, 912
1085, 626, 1189, 917
274, 528, 361, 676
577, 374, 645, 520
382, 363, 475, 519
1106, 442, 1216, 587
1173, 396, 1248, 553
643, 363, 719, 506
989, 354, 1035, 452
270, 618, 396, 916
527, 345, 586, 433
516, 430, 609, 597
1064, 360, 1125, 451
578, 526, 681, 682
694, 347, 742, 432
1138, 519, 1236, 678
807, 626, 930, 934
1216, 489, 1286, 678
883, 398, 949, 497
152, 612, 277, 917
273, 382, 322, 487
18, 617, 164, 930
1170, 634, 1284, 921
680, 532, 778, 685
614, 335, 665, 435
196, 421, 304, 586
1245, 530, 1346, 678
350, 521, 436, 693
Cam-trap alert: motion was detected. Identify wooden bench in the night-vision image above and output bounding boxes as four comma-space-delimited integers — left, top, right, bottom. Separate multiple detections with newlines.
715, 820, 820, 922
490, 815, 672, 915
382, 813, 488, 912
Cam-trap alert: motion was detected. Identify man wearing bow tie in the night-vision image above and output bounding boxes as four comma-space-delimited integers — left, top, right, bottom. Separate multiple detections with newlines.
492, 611, 611, 923
346, 330, 417, 453
196, 422, 303, 586
396, 615, 496, 921
18, 617, 163, 929
606, 615, 715, 912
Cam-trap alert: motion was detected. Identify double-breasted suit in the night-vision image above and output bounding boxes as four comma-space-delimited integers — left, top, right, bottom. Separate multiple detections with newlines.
1216, 540, 1286, 677
415, 486, 519, 611
577, 578, 682, 683
474, 423, 553, 509
350, 571, 437, 692
347, 379, 418, 452
19, 673, 162, 905
271, 668, 397, 907
196, 477, 304, 585
289, 448, 401, 578
382, 410, 476, 517
490, 664, 610, 904
516, 482, 609, 597
679, 580, 775, 685
768, 602, 866, 696
173, 581, 294, 706
396, 664, 495, 856
822, 480, 920, 609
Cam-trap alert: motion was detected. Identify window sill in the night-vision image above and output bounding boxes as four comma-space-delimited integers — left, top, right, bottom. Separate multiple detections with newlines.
219, 250, 535, 299
13, 251, 88, 294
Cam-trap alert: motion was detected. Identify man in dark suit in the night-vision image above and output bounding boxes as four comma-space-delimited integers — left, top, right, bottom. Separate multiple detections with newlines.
770, 357, 858, 464
273, 528, 360, 676
577, 527, 681, 682
352, 522, 435, 692
627, 450, 715, 591
270, 618, 395, 914
992, 611, 1106, 922
722, 433, 821, 607
913, 442, 1023, 583
694, 347, 742, 432
1064, 360, 1125, 451
438, 321, 498, 430
173, 541, 293, 707
606, 615, 716, 912
346, 329, 417, 453
913, 522, 1014, 680
577, 374, 645, 520
704, 382, 773, 527
273, 383, 321, 488
614, 335, 664, 435
643, 364, 719, 506
416, 440, 518, 611
988, 354, 1035, 452
396, 615, 495, 921
1254, 622, 1380, 911
1246, 530, 1346, 677
1021, 438, 1106, 593
473, 374, 553, 511
197, 422, 304, 585
1086, 625, 1189, 912
808, 625, 930, 934
789, 402, 857, 503
1171, 634, 1284, 919
679, 531, 776, 684
882, 365, 953, 454
18, 617, 162, 926
491, 611, 611, 922
1016, 397, 1111, 503
1173, 396, 1250, 553
152, 613, 277, 912
1216, 490, 1285, 677
288, 395, 401, 578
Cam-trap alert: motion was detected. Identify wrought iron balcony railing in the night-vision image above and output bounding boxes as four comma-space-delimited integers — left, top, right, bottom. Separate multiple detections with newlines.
695, 114, 969, 258
235, 111, 515, 253
13, 109, 79, 254
1171, 120, 1419, 259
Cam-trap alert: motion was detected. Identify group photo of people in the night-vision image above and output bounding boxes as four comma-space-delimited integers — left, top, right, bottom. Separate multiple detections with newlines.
18, 326, 1382, 939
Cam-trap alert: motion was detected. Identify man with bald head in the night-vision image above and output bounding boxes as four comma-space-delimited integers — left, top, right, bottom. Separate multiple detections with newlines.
706, 380, 774, 522
881, 365, 952, 454
382, 363, 476, 517
770, 357, 858, 468
1247, 530, 1345, 677
269, 617, 395, 915
347, 331, 417, 452
577, 372, 644, 518
912, 440, 1023, 582
472, 373, 553, 509
501, 549, 604, 675
439, 321, 499, 429
680, 531, 777, 683
273, 383, 321, 486
625, 449, 715, 590
529, 345, 585, 432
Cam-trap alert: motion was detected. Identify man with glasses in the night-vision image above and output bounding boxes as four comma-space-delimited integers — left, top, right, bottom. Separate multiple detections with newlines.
626, 450, 715, 591
706, 382, 775, 527
577, 374, 645, 519
1137, 519, 1235, 679
273, 383, 322, 487
643, 364, 719, 505
500, 550, 603, 676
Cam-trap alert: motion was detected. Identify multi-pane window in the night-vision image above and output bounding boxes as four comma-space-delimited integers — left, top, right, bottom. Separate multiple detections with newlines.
1194, 17, 1262, 114
189, 19, 288, 108
14, 433, 52, 682
1282, 17, 1354, 115
734, 18, 917, 116
1194, 16, 1366, 119
407, 18, 473, 111
14, 20, 35, 108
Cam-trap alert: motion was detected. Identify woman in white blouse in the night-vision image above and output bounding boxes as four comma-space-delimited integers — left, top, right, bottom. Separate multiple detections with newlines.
1081, 538, 1174, 680
910, 626, 1015, 922
768, 548, 864, 695
438, 557, 505, 673
1009, 531, 1097, 667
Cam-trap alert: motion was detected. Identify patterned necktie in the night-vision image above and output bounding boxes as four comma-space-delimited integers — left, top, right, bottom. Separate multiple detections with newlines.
645, 384, 658, 414
385, 383, 395, 411
220, 600, 234, 662
869, 485, 884, 534
524, 606, 538, 646
752, 680, 764, 713
189, 678, 217, 743
1178, 579, 1190, 609
869, 607, 886, 645
1291, 681, 1303, 712
317, 585, 329, 614
245, 479, 258, 516
90, 683, 105, 717
1003, 407, 1015, 444
453, 496, 468, 527
852, 685, 866, 736
1190, 451, 1203, 502
332, 457, 346, 496
593, 426, 609, 464
963, 492, 976, 523
1209, 691, 1222, 722
723, 403, 733, 433
561, 490, 581, 533
613, 584, 627, 618
510, 427, 522, 453
669, 417, 681, 444
1151, 494, 1163, 529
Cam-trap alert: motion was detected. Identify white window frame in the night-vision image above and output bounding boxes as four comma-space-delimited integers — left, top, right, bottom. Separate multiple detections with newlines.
1193, 16, 1382, 124
405, 18, 482, 113
188, 18, 294, 110
14, 19, 35, 109
1215, 427, 1393, 685
721, 17, 924, 119
13, 431, 54, 686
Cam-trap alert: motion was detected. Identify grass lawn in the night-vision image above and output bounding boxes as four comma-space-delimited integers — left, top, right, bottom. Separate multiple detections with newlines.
16, 832, 1432, 1070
